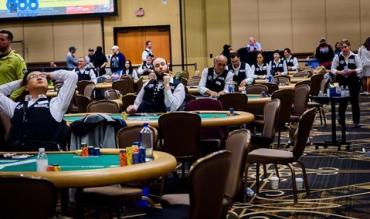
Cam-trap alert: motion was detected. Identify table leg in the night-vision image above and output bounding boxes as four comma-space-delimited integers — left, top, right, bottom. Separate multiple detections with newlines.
331, 101, 337, 145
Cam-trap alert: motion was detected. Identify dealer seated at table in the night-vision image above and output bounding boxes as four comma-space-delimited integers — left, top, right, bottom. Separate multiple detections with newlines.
126, 57, 185, 113
0, 70, 78, 151
228, 52, 254, 90
198, 55, 233, 97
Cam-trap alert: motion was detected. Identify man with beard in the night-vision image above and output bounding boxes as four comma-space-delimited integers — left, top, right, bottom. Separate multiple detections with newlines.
126, 57, 185, 113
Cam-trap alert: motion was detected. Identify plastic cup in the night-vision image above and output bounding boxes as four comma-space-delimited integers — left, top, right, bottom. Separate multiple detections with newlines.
295, 178, 304, 191
270, 176, 279, 190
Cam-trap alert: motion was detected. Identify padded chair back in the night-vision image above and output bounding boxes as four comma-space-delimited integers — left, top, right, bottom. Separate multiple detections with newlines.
275, 75, 290, 85
117, 125, 158, 148
292, 108, 317, 158
187, 75, 201, 86
112, 78, 135, 96
122, 93, 137, 112
224, 129, 251, 200
189, 150, 231, 219
260, 82, 279, 94
134, 77, 144, 93
84, 83, 95, 99
87, 100, 120, 113
309, 73, 324, 96
245, 84, 268, 95
292, 84, 311, 116
320, 78, 329, 93
218, 93, 248, 111
105, 89, 120, 100
159, 112, 200, 158
293, 71, 310, 77
271, 89, 294, 125
75, 94, 92, 113
295, 80, 311, 88
77, 80, 94, 95
0, 112, 11, 142
262, 99, 281, 139
0, 176, 57, 219
185, 98, 223, 111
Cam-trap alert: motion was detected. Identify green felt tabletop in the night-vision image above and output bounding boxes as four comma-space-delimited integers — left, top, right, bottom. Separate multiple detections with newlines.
64, 112, 232, 123
0, 153, 120, 172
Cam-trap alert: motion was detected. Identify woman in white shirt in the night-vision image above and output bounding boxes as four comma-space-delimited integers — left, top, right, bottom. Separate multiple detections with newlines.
124, 60, 139, 80
358, 37, 370, 94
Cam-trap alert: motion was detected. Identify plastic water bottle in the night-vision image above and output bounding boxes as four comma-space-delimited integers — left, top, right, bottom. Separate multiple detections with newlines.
140, 123, 153, 158
227, 82, 235, 93
36, 148, 48, 172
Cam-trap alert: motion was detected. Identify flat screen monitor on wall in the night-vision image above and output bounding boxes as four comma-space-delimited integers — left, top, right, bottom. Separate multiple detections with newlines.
1, 0, 117, 20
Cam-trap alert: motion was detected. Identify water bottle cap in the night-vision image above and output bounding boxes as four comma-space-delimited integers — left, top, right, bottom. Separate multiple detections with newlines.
38, 147, 45, 153
143, 123, 149, 127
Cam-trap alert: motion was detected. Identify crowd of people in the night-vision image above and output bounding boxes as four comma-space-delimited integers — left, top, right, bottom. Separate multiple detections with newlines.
1, 28, 370, 150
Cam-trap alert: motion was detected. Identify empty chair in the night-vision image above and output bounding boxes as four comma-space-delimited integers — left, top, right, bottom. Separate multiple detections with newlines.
87, 100, 120, 113
117, 125, 158, 148
75, 94, 92, 113
246, 108, 317, 203
275, 75, 290, 85
271, 89, 295, 147
112, 77, 135, 96
122, 93, 137, 112
159, 112, 201, 178
309, 73, 324, 96
218, 93, 248, 111
84, 83, 96, 99
148, 150, 232, 219
245, 84, 268, 95
185, 98, 223, 111
307, 76, 328, 126
0, 176, 57, 219
104, 89, 120, 100
260, 82, 279, 94
77, 80, 94, 95
295, 80, 311, 88
290, 84, 311, 123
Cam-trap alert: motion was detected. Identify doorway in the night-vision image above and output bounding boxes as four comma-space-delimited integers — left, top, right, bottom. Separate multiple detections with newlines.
114, 25, 171, 65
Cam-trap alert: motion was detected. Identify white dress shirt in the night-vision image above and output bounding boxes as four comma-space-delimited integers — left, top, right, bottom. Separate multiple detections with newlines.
198, 68, 233, 95
331, 52, 362, 75
132, 77, 185, 112
268, 59, 288, 76
228, 62, 254, 85
0, 70, 78, 122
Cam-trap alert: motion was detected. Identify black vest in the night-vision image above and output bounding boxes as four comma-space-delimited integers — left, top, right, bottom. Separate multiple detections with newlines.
140, 63, 154, 75
7, 98, 68, 151
285, 56, 296, 67
229, 62, 247, 86
75, 68, 92, 81
253, 63, 268, 76
205, 68, 229, 92
337, 54, 357, 71
270, 60, 285, 76
137, 79, 181, 113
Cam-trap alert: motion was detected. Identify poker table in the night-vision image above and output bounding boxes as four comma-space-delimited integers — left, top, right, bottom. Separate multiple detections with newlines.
254, 77, 308, 84
64, 111, 254, 128
0, 149, 176, 188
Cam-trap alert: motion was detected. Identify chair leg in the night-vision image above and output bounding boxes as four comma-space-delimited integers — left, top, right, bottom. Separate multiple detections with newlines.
263, 164, 268, 178
256, 163, 260, 193
277, 127, 281, 148
296, 161, 310, 195
321, 107, 327, 126
317, 106, 323, 126
286, 163, 298, 204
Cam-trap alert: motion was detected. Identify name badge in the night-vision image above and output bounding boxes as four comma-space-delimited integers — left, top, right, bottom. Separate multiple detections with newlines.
239, 70, 246, 73
38, 100, 49, 105
218, 77, 225, 81
339, 60, 345, 65
215, 81, 222, 86
348, 59, 355, 64
34, 104, 49, 108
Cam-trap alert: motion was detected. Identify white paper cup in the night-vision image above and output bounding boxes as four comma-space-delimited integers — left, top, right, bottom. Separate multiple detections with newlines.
270, 176, 279, 190
295, 178, 304, 191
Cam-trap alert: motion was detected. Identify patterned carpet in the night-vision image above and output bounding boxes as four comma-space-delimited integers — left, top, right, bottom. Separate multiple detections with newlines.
229, 95, 370, 219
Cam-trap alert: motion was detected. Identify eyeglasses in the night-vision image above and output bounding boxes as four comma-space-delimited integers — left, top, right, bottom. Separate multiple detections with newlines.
27, 73, 47, 80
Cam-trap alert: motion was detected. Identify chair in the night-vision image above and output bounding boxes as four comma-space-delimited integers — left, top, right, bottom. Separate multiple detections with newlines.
187, 75, 201, 86
0, 176, 57, 219
295, 80, 311, 88
218, 93, 248, 111
245, 84, 268, 95
260, 82, 279, 94
122, 93, 137, 112
84, 82, 95, 99
307, 74, 327, 126
308, 73, 323, 96
87, 100, 120, 113
275, 75, 291, 85
271, 89, 295, 147
112, 77, 135, 96
150, 150, 231, 219
104, 89, 120, 100
75, 94, 92, 113
246, 108, 317, 203
290, 84, 311, 123
185, 98, 223, 111
117, 125, 158, 148
0, 112, 11, 145
77, 80, 94, 95
161, 130, 251, 218
159, 112, 201, 178
134, 77, 144, 93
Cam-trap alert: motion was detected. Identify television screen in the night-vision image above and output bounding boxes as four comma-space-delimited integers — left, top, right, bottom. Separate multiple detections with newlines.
1, 0, 117, 20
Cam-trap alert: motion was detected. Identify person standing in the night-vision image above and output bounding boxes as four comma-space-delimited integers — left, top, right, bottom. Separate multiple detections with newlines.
358, 37, 370, 95
315, 38, 334, 70
110, 45, 126, 76
331, 39, 362, 128
66, 46, 78, 69
0, 30, 27, 99
92, 46, 108, 77
141, 40, 154, 62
